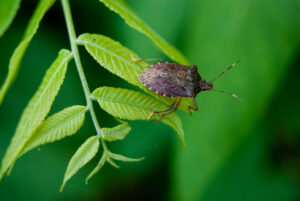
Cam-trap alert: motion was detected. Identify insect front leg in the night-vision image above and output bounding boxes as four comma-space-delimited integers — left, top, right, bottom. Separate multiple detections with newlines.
130, 54, 166, 63
156, 97, 182, 123
188, 97, 198, 115
147, 97, 178, 120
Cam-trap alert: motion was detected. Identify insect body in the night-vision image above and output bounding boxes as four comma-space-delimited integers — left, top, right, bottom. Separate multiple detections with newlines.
131, 55, 241, 121
139, 63, 212, 98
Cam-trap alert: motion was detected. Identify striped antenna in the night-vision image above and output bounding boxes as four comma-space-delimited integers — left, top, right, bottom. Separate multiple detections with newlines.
211, 59, 242, 82
211, 89, 243, 102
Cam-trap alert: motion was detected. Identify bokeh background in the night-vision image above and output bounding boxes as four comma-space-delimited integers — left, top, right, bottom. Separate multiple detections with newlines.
0, 0, 299, 200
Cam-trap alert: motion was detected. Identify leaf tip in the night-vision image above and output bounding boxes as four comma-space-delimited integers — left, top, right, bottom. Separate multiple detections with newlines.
59, 182, 66, 192
0, 170, 4, 181
85, 173, 93, 184
179, 135, 186, 148
7, 164, 14, 176
136, 157, 145, 161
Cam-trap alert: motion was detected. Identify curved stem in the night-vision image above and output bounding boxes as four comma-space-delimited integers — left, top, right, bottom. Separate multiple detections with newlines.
101, 139, 108, 151
61, 0, 102, 137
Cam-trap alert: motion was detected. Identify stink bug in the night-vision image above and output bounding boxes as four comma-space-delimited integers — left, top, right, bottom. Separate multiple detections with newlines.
131, 55, 242, 121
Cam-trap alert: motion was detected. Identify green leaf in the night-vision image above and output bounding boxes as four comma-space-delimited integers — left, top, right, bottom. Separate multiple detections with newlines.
99, 0, 188, 65
105, 152, 144, 169
20, 105, 88, 156
77, 33, 145, 86
0, 0, 55, 105
0, 49, 72, 180
85, 152, 107, 184
92, 86, 185, 146
0, 0, 21, 37
108, 152, 144, 162
100, 121, 131, 142
60, 136, 100, 192
77, 33, 193, 112
106, 156, 120, 168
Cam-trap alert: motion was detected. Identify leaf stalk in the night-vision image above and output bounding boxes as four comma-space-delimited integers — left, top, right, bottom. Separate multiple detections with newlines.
61, 0, 102, 137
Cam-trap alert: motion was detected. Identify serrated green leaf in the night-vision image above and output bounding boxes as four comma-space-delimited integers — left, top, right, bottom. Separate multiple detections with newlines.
92, 87, 185, 146
108, 152, 144, 162
105, 152, 144, 170
0, 0, 55, 105
0, 49, 72, 180
85, 152, 107, 183
77, 33, 146, 86
0, 0, 21, 37
99, 0, 188, 65
60, 136, 99, 192
100, 121, 131, 141
77, 33, 193, 112
20, 105, 88, 156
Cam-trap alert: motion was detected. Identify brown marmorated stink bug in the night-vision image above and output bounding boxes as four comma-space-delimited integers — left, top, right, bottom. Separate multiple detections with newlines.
131, 55, 242, 121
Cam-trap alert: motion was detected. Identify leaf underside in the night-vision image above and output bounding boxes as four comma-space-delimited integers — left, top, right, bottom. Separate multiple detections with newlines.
92, 86, 185, 145
108, 152, 144, 162
60, 136, 100, 192
85, 152, 107, 183
0, 49, 73, 180
0, 0, 55, 105
85, 149, 144, 183
100, 121, 131, 142
77, 33, 193, 112
20, 105, 87, 156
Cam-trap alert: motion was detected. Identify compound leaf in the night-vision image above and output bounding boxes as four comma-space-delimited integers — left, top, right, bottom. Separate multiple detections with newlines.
92, 86, 185, 146
0, 0, 55, 105
77, 33, 193, 112
0, 49, 72, 180
20, 105, 88, 156
0, 0, 21, 37
99, 0, 189, 65
60, 136, 99, 192
85, 152, 107, 183
100, 121, 131, 141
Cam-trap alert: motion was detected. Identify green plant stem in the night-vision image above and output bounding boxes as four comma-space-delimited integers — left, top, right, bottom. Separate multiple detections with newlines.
61, 0, 102, 136
102, 139, 108, 151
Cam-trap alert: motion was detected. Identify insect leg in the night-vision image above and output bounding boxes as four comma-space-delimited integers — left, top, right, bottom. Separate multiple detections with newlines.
147, 97, 178, 120
130, 54, 166, 63
156, 97, 182, 123
188, 97, 198, 115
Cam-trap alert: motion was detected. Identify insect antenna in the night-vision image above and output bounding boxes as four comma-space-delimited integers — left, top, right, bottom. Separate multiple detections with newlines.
130, 54, 166, 63
210, 89, 243, 102
210, 58, 242, 82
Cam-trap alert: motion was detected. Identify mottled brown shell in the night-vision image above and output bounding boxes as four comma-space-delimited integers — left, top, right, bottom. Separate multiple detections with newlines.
138, 62, 202, 97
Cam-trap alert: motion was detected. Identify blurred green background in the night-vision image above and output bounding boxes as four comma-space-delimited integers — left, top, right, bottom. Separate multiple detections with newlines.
0, 0, 299, 200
